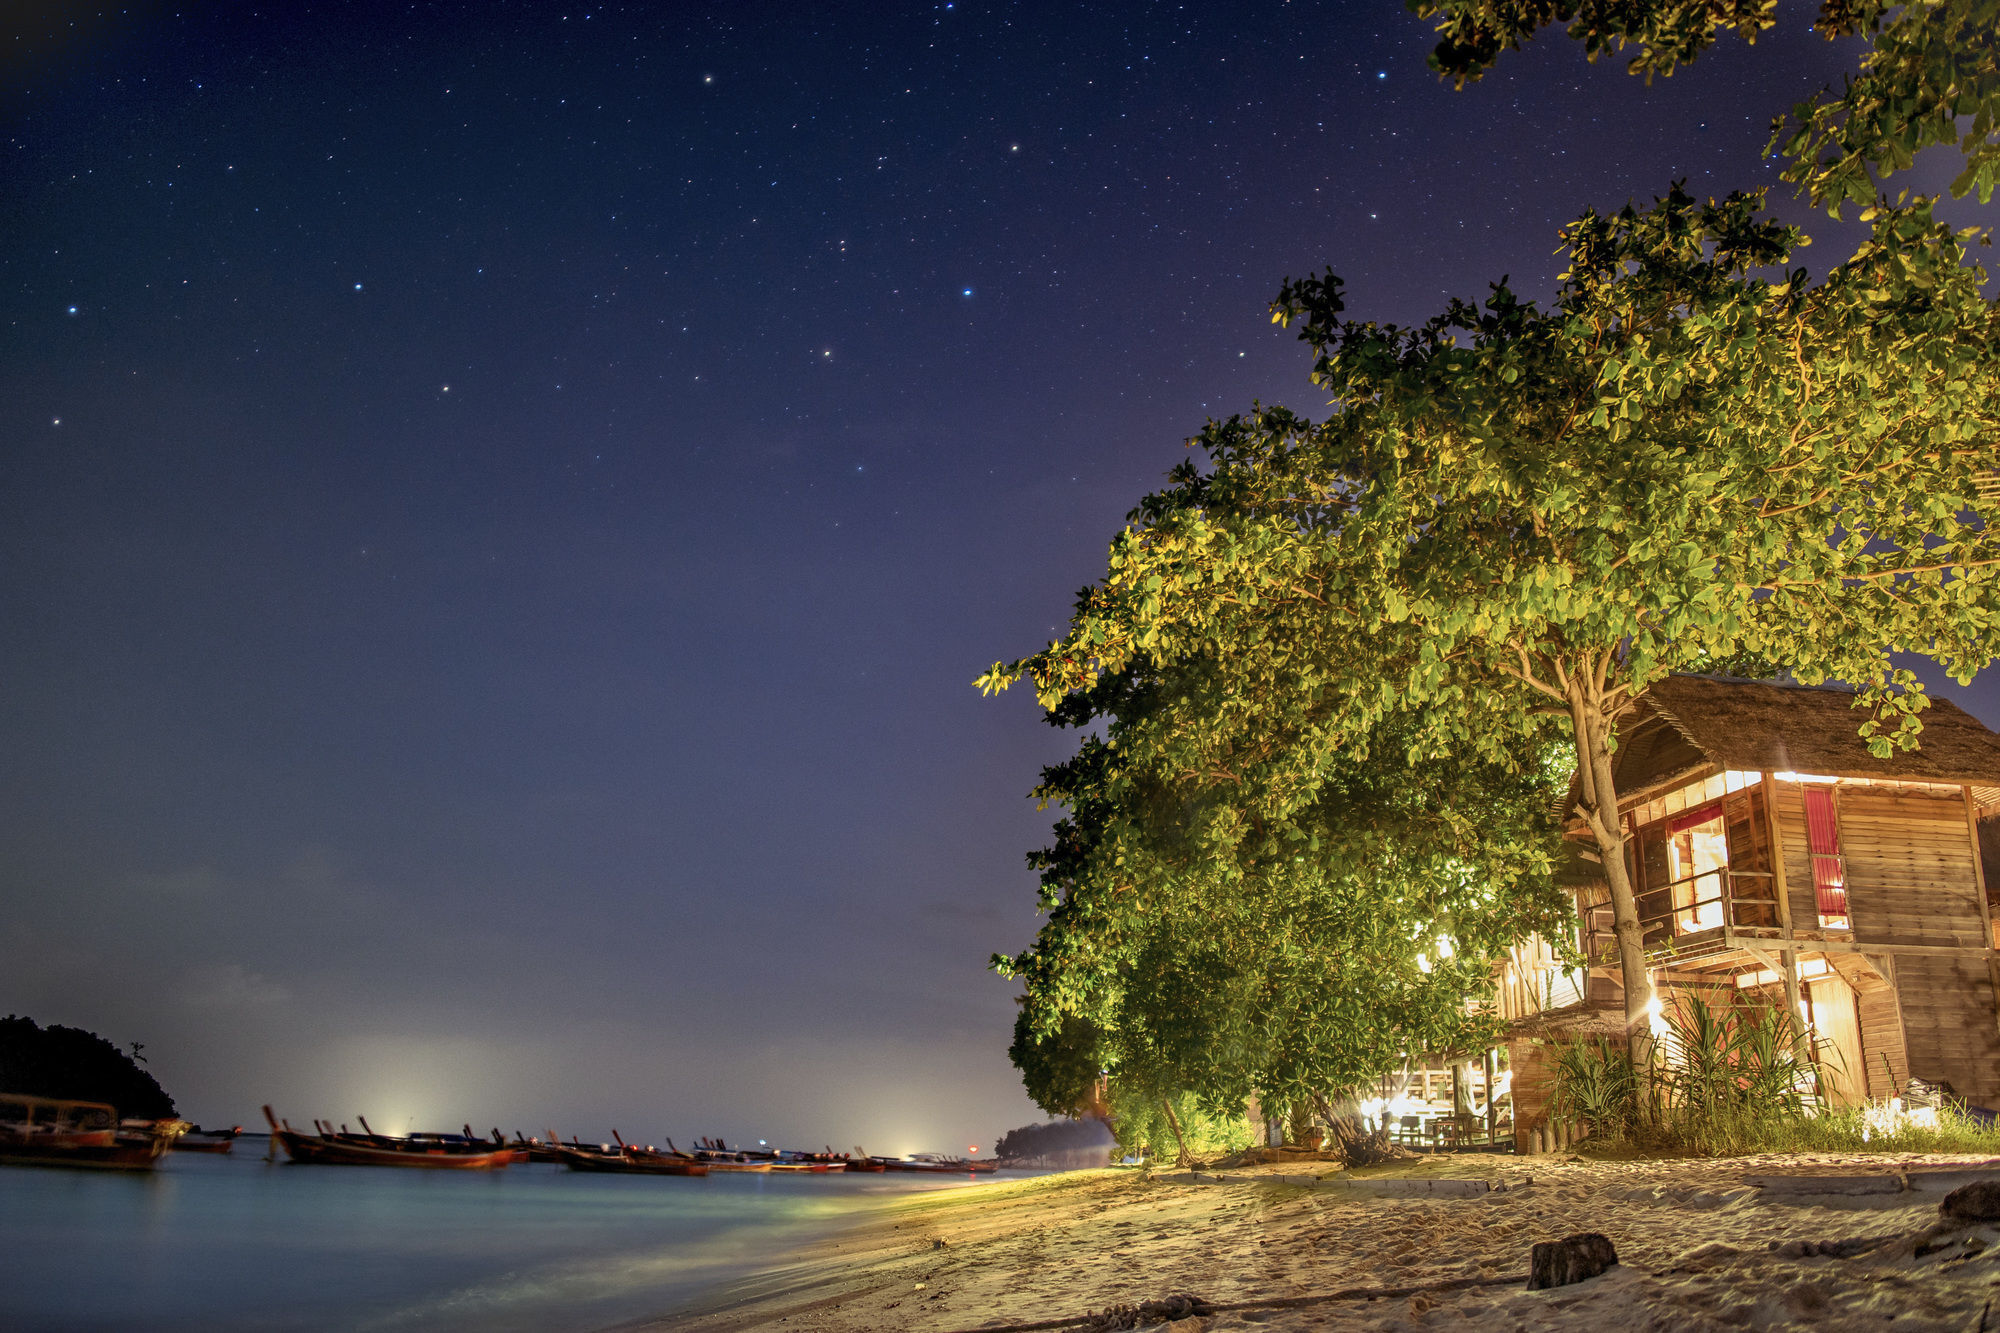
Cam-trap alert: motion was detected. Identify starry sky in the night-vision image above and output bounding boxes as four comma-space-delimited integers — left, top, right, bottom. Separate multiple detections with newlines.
2, 1, 1993, 1151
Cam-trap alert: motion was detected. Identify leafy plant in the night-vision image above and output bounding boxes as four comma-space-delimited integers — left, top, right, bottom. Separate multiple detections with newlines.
1550, 997, 1831, 1154
1101, 1082, 1255, 1164
1547, 1038, 1640, 1141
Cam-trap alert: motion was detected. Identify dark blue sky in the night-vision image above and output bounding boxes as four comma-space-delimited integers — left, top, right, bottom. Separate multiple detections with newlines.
2, 1, 1992, 1149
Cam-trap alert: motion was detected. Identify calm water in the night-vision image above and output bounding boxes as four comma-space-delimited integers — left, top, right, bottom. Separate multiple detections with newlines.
0, 1141, 1021, 1332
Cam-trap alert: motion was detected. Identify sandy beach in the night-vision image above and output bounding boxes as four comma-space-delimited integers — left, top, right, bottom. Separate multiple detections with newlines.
643, 1154, 2000, 1332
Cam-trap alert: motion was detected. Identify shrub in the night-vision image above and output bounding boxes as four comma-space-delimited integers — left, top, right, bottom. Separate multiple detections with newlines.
1105, 1084, 1254, 1163
1547, 996, 1825, 1155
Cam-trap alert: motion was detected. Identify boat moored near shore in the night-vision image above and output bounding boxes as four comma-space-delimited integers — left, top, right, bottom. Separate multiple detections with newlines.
0, 1094, 188, 1170
262, 1107, 519, 1168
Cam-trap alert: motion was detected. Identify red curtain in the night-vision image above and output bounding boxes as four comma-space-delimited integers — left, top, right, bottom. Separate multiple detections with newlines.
1802, 787, 1847, 918
1667, 801, 1724, 834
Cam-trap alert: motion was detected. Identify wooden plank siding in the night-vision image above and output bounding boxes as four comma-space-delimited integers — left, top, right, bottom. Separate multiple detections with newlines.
1763, 781, 1999, 1103
1842, 790, 1987, 949
1771, 780, 1829, 933
1507, 1039, 1556, 1152
1857, 978, 1910, 1101
1895, 954, 2000, 1104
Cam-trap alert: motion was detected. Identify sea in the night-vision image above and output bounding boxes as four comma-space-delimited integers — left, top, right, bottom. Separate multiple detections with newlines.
0, 1139, 1025, 1332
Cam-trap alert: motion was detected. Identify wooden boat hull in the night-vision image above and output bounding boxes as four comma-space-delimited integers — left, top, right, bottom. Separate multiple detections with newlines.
262, 1109, 516, 1169
0, 1137, 176, 1170
173, 1136, 236, 1154
0, 1126, 185, 1171
273, 1130, 517, 1168
874, 1158, 988, 1173
598, 1157, 708, 1176
696, 1159, 773, 1172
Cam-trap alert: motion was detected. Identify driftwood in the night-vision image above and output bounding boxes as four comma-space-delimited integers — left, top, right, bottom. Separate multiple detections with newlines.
1074, 1294, 1214, 1331
1526, 1233, 1619, 1290
1316, 1096, 1416, 1167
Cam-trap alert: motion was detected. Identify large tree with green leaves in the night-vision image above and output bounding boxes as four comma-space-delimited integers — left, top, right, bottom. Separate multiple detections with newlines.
1410, 0, 1999, 211
999, 653, 1572, 1141
985, 185, 1999, 1067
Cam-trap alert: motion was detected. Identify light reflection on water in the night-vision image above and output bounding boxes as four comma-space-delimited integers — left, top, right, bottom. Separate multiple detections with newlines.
0, 1143, 1019, 1331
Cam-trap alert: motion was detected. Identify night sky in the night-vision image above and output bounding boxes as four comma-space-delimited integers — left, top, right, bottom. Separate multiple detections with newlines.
3, 2, 1993, 1152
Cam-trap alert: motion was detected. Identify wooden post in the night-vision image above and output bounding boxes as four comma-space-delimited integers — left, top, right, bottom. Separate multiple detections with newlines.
1762, 773, 1805, 1034
1962, 785, 2000, 1038
1483, 1048, 1498, 1145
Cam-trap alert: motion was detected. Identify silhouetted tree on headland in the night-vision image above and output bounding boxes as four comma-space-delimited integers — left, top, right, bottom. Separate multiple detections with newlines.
993, 1117, 1115, 1162
0, 1015, 176, 1117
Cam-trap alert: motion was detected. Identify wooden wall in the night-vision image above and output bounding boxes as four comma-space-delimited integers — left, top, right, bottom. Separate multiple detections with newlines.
1506, 1039, 1556, 1153
1771, 780, 1824, 931
1895, 954, 2000, 1105
1841, 789, 1986, 947
1855, 965, 1909, 1102
1769, 784, 1998, 1105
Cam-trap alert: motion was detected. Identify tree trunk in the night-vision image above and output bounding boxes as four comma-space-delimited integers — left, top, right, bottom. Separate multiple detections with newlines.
1160, 1098, 1193, 1168
1564, 673, 1656, 1080
1315, 1095, 1404, 1166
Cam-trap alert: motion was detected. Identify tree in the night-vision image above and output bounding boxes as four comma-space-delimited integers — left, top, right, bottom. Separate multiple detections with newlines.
999, 651, 1572, 1140
1409, 0, 2000, 210
0, 1015, 177, 1117
984, 185, 1999, 1070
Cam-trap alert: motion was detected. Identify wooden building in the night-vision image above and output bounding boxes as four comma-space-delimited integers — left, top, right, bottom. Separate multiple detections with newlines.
1498, 674, 2000, 1151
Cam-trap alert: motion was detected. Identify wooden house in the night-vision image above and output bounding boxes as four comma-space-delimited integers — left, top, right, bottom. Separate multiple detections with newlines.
1499, 674, 2000, 1150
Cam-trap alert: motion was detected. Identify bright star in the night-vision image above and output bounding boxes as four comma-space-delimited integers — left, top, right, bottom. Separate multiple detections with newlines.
66, 306, 77, 315
1377, 70, 1387, 79
962, 287, 973, 297
354, 283, 363, 291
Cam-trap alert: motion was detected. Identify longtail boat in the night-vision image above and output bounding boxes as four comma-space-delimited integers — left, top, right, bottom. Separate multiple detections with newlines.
670, 1137, 772, 1172
173, 1124, 243, 1154
872, 1152, 996, 1174
0, 1094, 188, 1170
554, 1136, 710, 1176
262, 1107, 517, 1168
512, 1131, 568, 1164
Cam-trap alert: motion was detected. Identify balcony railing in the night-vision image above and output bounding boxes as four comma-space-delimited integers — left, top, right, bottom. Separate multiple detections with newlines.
1580, 868, 1783, 966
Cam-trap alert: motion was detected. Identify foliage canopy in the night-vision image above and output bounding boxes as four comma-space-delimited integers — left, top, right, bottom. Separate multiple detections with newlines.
986, 183, 1999, 1064
1409, 0, 2000, 210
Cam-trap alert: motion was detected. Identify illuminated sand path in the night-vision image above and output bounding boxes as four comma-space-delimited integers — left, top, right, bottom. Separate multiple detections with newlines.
648, 1155, 2000, 1331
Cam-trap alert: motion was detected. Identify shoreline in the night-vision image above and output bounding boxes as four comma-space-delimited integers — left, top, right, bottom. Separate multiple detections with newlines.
638, 1153, 2000, 1331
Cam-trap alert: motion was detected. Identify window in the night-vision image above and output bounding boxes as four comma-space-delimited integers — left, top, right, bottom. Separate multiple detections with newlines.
1801, 786, 1850, 929
1626, 788, 1773, 942
1664, 803, 1730, 932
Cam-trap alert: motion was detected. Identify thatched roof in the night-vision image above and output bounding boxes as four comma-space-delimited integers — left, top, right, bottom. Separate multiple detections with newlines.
1502, 1004, 1627, 1042
1617, 674, 2000, 794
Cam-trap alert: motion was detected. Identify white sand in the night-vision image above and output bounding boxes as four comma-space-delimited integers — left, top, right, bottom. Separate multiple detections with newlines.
640, 1153, 2000, 1332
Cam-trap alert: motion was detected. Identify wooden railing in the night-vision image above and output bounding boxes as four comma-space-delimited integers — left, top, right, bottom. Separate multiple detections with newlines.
1580, 868, 1783, 966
